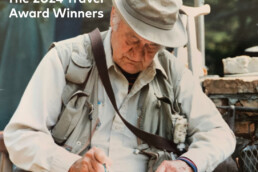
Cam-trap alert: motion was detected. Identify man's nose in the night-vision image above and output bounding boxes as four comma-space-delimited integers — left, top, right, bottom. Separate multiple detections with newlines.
130, 44, 145, 61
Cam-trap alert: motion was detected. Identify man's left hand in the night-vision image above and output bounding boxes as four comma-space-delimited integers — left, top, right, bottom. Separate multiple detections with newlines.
155, 160, 193, 172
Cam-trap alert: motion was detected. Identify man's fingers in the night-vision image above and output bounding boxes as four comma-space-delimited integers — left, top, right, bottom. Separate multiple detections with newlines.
84, 148, 104, 172
91, 160, 106, 172
155, 164, 166, 172
83, 156, 94, 172
93, 147, 107, 163
156, 160, 172, 172
69, 147, 111, 172
155, 160, 193, 172
93, 147, 112, 165
83, 147, 112, 172
69, 156, 94, 172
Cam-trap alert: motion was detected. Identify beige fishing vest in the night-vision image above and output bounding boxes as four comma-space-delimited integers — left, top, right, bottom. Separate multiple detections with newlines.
50, 30, 186, 156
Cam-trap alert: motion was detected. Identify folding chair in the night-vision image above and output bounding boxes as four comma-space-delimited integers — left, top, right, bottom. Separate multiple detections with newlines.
176, 4, 210, 78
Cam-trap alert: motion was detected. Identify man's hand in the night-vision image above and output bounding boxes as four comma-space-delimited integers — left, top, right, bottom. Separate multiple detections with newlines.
69, 147, 112, 172
156, 160, 193, 172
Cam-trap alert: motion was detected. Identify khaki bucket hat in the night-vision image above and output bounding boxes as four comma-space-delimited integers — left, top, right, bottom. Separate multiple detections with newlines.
112, 0, 187, 48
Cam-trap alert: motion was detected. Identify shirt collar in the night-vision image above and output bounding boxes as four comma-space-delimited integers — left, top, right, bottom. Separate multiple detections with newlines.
153, 51, 168, 79
103, 28, 168, 79
103, 28, 114, 69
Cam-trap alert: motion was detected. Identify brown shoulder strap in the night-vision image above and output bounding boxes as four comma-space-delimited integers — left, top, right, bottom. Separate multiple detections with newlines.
89, 28, 180, 154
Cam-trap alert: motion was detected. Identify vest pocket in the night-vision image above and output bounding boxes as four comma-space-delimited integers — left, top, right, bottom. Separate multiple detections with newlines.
65, 51, 93, 84
52, 90, 91, 144
137, 145, 177, 172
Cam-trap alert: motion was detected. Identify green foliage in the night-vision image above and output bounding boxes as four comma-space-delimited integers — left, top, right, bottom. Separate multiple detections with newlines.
184, 0, 258, 75
205, 0, 258, 75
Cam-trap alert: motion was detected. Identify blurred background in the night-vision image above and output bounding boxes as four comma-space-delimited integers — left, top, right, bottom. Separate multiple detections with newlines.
0, 0, 257, 129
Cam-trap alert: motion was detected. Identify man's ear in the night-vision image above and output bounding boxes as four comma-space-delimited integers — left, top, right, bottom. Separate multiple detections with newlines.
110, 6, 116, 27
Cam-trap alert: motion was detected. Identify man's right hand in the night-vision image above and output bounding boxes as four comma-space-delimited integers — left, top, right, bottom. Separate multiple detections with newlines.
69, 147, 112, 172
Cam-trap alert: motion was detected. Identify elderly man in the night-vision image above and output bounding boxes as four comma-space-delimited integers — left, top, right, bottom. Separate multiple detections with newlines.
4, 0, 235, 172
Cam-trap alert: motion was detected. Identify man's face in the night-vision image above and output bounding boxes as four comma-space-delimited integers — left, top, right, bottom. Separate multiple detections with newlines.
111, 13, 160, 74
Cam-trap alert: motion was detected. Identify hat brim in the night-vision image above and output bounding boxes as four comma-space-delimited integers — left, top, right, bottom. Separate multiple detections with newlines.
112, 0, 187, 48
